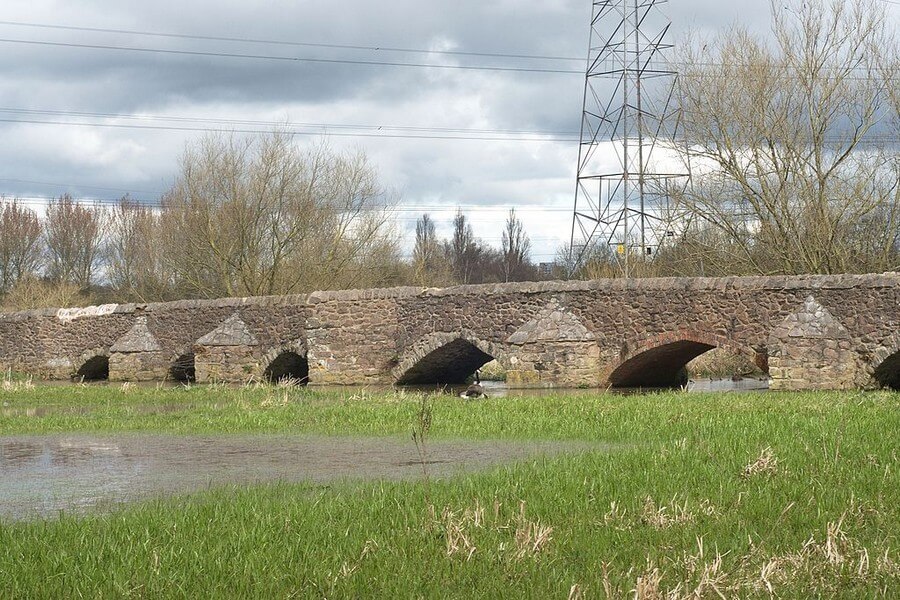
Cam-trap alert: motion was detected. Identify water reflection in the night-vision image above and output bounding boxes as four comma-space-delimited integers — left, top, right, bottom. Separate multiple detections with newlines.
686, 377, 769, 393
0, 435, 593, 520
0, 441, 43, 465
397, 377, 769, 397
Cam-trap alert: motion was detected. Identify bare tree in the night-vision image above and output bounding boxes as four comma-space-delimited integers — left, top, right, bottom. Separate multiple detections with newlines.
0, 199, 43, 293
44, 194, 105, 288
670, 0, 900, 275
555, 240, 619, 280
160, 132, 400, 298
500, 208, 533, 282
411, 213, 451, 285
413, 214, 438, 268
106, 197, 170, 301
448, 210, 481, 284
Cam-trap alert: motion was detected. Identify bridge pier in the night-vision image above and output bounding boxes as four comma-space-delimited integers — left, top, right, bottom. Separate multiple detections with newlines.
193, 314, 261, 383
505, 341, 601, 388
767, 296, 860, 391
108, 317, 168, 382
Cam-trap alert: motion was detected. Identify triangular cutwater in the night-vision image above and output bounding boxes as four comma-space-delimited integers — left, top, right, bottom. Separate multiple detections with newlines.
506, 298, 595, 345
775, 295, 849, 339
110, 316, 162, 353
196, 313, 258, 346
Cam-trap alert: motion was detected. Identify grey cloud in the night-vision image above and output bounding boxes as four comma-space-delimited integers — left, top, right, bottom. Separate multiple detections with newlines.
2, 0, 875, 258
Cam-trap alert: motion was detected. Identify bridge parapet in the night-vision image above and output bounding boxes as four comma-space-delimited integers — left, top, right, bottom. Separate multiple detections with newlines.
0, 274, 897, 391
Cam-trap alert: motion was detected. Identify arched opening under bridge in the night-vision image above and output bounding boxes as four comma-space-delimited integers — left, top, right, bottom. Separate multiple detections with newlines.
75, 355, 109, 382
169, 353, 196, 383
607, 339, 718, 388
396, 338, 494, 385
873, 349, 900, 390
264, 351, 309, 385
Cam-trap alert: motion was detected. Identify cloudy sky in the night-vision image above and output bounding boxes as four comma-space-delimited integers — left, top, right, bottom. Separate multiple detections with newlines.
0, 1, 893, 262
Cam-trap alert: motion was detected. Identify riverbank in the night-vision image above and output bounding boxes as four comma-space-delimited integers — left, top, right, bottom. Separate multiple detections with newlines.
0, 386, 898, 597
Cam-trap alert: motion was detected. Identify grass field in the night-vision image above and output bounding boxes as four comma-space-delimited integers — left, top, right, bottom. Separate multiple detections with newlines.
1, 383, 898, 598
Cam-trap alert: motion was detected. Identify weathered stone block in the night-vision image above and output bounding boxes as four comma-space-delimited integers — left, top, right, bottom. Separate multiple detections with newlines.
194, 345, 261, 383
109, 351, 169, 382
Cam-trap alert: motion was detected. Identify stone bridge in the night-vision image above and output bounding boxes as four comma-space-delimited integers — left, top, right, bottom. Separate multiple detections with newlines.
0, 274, 898, 391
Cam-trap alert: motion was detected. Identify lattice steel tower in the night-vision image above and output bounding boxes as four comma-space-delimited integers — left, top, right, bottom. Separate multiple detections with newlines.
569, 0, 686, 275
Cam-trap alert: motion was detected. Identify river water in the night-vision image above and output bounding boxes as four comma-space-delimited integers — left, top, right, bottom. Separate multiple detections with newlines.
406, 377, 768, 397
0, 434, 597, 521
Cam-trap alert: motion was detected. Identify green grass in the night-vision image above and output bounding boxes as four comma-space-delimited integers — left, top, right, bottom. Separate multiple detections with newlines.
0, 385, 898, 598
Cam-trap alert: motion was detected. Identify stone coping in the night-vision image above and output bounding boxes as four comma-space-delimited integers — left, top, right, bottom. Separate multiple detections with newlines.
1, 273, 897, 321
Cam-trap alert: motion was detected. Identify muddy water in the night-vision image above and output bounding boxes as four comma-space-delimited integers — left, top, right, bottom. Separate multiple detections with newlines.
0, 434, 594, 520
408, 378, 769, 397
685, 378, 768, 392
5, 377, 769, 397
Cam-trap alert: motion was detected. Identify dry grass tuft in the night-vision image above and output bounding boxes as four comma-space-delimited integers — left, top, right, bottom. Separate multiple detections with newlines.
632, 563, 664, 600
1, 369, 34, 392
441, 504, 481, 560
567, 583, 585, 600
429, 499, 554, 562
603, 500, 630, 530
330, 540, 378, 587
602, 497, 718, 532
640, 496, 697, 529
747, 513, 897, 593
435, 500, 485, 560
1, 378, 34, 392
615, 521, 897, 600
259, 388, 293, 408
742, 447, 779, 478
513, 516, 554, 559
679, 538, 729, 599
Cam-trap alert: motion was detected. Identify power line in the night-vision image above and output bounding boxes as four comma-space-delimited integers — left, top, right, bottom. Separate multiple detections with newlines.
2, 17, 898, 68
0, 178, 160, 195
0, 116, 578, 142
1, 107, 895, 146
0, 107, 581, 138
0, 37, 583, 75
0, 35, 893, 81
0, 20, 585, 63
0, 194, 575, 213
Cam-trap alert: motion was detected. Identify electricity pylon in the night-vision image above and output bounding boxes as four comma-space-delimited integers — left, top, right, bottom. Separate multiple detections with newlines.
569, 0, 688, 276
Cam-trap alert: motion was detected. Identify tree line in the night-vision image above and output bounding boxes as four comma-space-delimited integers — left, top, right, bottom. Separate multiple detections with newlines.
410, 209, 536, 287
0, 135, 404, 308
0, 134, 546, 309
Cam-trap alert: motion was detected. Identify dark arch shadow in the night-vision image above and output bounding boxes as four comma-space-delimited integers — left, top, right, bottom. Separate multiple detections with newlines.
608, 340, 717, 388
873, 350, 900, 390
75, 356, 109, 382
264, 351, 309, 385
169, 353, 196, 383
396, 338, 494, 385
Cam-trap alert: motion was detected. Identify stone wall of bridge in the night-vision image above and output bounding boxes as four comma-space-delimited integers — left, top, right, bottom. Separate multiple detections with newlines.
0, 274, 897, 391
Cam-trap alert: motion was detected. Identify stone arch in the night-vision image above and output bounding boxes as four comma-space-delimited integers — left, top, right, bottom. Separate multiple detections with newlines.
74, 349, 110, 382
603, 331, 754, 388
394, 331, 508, 385
262, 341, 309, 385
871, 333, 900, 390
169, 351, 196, 383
